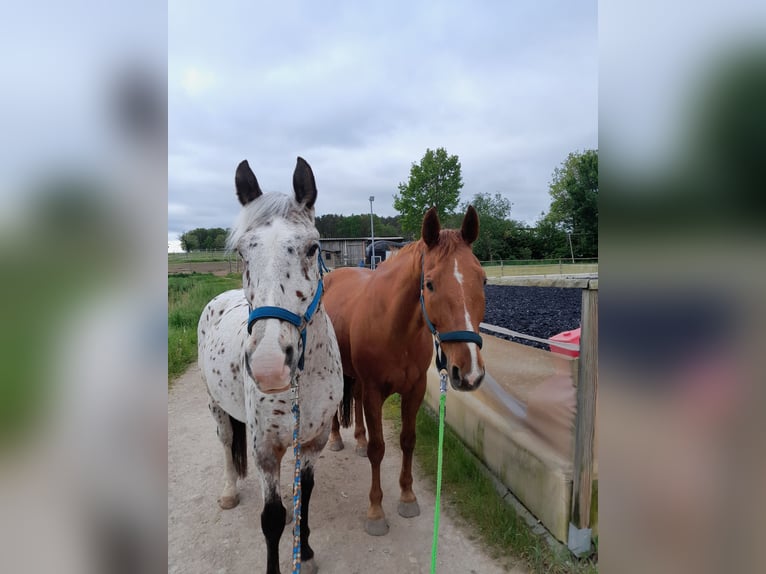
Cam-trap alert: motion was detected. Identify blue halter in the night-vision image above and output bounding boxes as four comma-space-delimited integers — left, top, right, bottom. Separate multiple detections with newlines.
419, 252, 483, 372
246, 250, 330, 371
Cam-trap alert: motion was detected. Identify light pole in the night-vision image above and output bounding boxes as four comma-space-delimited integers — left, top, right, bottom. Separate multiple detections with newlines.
369, 196, 376, 269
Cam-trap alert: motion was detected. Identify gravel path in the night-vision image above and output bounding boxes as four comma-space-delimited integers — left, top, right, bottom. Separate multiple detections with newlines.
169, 365, 527, 574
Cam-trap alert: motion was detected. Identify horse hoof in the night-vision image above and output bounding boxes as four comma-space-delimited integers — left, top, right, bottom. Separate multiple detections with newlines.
300, 558, 318, 574
398, 500, 420, 518
355, 444, 368, 457
218, 494, 239, 509
328, 440, 344, 452
365, 517, 389, 536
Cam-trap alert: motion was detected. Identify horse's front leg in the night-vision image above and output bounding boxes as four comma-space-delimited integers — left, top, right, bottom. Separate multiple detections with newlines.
256, 444, 287, 574
398, 381, 427, 518
295, 444, 325, 574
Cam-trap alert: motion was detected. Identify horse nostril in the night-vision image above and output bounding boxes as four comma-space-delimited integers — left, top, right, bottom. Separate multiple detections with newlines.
285, 345, 294, 366
451, 365, 460, 383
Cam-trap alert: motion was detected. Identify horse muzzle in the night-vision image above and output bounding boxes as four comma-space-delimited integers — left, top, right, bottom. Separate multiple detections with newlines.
245, 350, 293, 394
449, 365, 485, 391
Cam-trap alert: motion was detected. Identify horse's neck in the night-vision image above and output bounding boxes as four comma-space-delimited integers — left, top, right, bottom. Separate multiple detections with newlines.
375, 245, 425, 337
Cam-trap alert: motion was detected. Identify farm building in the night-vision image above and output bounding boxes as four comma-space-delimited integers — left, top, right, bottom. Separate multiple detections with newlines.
319, 237, 406, 268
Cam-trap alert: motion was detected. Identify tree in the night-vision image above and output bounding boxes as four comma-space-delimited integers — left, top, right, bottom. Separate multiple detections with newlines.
542, 149, 598, 257
180, 233, 199, 252
179, 227, 229, 252
393, 147, 463, 238
462, 192, 512, 261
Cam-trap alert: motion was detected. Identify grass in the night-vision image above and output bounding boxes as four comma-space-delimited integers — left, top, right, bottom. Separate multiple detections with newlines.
168, 273, 241, 381
382, 394, 598, 574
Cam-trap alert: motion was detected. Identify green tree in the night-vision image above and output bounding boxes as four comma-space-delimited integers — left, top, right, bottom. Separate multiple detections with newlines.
180, 232, 199, 252
179, 227, 228, 252
394, 147, 463, 238
542, 149, 598, 257
462, 192, 512, 261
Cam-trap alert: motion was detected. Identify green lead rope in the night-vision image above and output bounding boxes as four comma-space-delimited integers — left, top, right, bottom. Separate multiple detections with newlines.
430, 372, 448, 573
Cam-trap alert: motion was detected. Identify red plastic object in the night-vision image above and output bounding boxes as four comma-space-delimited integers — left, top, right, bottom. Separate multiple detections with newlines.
548, 328, 581, 358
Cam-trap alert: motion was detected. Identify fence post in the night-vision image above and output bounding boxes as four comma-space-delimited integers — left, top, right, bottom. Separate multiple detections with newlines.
500, 260, 504, 277
569, 279, 598, 555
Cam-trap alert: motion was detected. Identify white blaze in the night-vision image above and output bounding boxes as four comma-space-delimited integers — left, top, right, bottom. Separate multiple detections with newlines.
454, 258, 480, 379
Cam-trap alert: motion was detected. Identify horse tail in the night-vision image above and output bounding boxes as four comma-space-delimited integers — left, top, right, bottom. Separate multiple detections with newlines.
230, 415, 248, 479
339, 375, 354, 428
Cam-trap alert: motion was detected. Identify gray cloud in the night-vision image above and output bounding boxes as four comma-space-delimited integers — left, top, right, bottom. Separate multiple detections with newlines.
169, 1, 597, 241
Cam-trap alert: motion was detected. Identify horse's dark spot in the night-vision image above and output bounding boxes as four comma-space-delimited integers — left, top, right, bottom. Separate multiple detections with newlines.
280, 284, 285, 294
260, 397, 265, 402
329, 395, 333, 401
201, 329, 205, 335
273, 409, 285, 416
249, 241, 258, 248
246, 269, 250, 282
286, 272, 290, 279
303, 270, 310, 281
219, 310, 224, 315
264, 220, 272, 227
296, 290, 304, 299
278, 399, 286, 404
271, 424, 279, 429
287, 247, 294, 254
309, 423, 313, 428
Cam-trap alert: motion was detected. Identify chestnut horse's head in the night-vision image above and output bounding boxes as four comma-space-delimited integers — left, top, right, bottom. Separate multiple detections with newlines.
420, 206, 486, 391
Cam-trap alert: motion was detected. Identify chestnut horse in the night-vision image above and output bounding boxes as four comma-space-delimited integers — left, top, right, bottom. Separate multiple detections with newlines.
325, 206, 487, 535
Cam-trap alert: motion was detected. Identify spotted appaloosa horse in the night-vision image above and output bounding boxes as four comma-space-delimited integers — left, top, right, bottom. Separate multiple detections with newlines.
198, 158, 343, 574
325, 206, 487, 535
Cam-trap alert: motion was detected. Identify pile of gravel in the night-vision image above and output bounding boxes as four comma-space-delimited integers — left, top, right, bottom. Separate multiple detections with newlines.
481, 285, 582, 350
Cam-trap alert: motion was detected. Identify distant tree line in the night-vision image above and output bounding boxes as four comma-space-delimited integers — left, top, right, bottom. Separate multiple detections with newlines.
178, 148, 597, 261
179, 227, 228, 251
314, 214, 402, 239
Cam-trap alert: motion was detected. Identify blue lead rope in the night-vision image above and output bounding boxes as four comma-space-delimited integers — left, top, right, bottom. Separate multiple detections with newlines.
290, 397, 302, 573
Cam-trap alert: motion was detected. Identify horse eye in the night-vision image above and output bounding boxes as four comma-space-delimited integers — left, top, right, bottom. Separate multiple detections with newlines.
426, 281, 434, 292
483, 277, 487, 286
307, 244, 319, 257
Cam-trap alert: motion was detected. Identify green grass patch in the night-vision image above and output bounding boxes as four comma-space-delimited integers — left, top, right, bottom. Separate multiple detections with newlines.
382, 394, 597, 574
168, 273, 241, 382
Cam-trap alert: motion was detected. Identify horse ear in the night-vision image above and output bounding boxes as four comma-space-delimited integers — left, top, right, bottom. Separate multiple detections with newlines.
461, 205, 479, 245
235, 160, 263, 205
293, 157, 317, 209
421, 207, 441, 248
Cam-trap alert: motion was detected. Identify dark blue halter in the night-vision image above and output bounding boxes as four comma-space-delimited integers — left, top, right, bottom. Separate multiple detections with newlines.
246, 250, 330, 371
419, 252, 483, 372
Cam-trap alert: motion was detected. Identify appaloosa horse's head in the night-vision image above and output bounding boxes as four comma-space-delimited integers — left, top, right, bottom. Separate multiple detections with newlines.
420, 206, 486, 391
226, 157, 324, 394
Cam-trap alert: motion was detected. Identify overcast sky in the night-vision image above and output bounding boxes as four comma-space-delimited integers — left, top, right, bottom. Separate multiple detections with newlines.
168, 1, 597, 242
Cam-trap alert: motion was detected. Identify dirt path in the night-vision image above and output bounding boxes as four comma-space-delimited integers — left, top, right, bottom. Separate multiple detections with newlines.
169, 365, 525, 574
